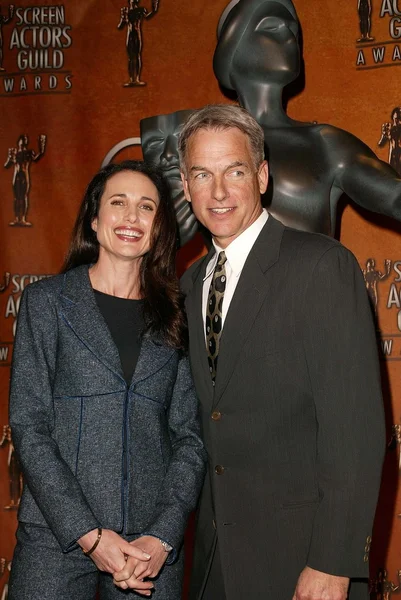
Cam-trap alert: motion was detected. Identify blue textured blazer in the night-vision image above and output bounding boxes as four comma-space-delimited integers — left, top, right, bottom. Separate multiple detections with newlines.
9, 265, 206, 556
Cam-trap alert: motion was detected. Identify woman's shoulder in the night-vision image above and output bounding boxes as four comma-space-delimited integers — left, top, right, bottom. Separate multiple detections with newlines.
23, 265, 89, 302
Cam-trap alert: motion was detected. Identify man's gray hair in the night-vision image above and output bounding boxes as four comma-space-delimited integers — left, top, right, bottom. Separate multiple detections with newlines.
178, 104, 265, 174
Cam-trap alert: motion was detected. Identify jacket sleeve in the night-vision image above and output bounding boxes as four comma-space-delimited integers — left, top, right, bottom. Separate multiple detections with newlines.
9, 283, 101, 552
143, 353, 207, 561
302, 245, 385, 577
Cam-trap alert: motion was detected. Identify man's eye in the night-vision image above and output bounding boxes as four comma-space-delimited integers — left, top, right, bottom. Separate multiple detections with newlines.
195, 172, 209, 180
229, 170, 244, 177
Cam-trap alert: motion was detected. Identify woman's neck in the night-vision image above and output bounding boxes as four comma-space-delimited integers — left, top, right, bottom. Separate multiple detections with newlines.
89, 254, 142, 299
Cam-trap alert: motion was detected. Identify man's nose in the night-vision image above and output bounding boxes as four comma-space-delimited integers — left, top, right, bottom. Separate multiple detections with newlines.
212, 176, 229, 202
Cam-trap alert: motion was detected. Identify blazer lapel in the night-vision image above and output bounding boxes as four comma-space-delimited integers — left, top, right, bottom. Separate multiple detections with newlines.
213, 216, 285, 406
60, 265, 125, 381
132, 335, 175, 386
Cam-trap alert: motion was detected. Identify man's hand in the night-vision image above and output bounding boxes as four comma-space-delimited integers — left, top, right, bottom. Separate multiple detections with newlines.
78, 529, 151, 574
113, 536, 170, 591
292, 566, 350, 600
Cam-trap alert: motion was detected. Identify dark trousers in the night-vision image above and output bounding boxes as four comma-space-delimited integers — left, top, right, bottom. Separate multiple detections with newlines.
201, 539, 226, 600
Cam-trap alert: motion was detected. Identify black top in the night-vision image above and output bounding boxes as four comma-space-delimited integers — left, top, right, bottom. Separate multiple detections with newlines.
94, 290, 145, 385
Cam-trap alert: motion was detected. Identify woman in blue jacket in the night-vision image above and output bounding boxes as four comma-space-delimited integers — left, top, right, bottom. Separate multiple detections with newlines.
8, 160, 206, 599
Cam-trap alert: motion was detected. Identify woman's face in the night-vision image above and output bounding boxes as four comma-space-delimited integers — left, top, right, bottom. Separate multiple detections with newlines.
214, 0, 300, 88
92, 170, 159, 264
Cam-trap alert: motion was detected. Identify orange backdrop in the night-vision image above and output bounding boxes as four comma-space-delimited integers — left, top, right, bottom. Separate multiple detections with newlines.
1, 1, 401, 597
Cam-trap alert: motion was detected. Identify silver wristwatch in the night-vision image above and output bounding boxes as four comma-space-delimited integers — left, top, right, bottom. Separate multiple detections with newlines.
159, 539, 173, 553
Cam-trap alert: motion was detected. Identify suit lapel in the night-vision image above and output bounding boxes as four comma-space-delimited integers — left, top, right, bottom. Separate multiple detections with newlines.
60, 265, 125, 381
132, 335, 175, 386
213, 216, 284, 406
185, 249, 215, 402
60, 265, 176, 386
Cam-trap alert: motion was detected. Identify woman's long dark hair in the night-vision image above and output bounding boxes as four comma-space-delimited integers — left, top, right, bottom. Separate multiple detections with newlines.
62, 160, 187, 350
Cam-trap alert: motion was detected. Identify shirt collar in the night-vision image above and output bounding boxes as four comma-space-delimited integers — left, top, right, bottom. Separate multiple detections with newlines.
204, 209, 268, 280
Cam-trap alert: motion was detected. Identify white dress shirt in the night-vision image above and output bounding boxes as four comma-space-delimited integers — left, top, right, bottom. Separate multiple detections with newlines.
202, 210, 268, 335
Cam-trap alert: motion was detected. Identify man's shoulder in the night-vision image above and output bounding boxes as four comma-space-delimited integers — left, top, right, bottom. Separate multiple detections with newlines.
281, 226, 348, 259
180, 254, 208, 295
279, 225, 361, 276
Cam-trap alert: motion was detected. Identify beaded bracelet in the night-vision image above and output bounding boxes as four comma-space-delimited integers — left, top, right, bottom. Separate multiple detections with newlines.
82, 527, 102, 556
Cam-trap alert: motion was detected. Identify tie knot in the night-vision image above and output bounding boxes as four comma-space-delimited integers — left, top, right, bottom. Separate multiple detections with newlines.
217, 251, 227, 267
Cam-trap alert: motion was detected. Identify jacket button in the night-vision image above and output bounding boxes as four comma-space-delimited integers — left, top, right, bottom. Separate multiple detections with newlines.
211, 411, 222, 421
215, 465, 225, 475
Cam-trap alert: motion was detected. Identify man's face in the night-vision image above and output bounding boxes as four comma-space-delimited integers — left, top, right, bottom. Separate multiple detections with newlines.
181, 127, 268, 248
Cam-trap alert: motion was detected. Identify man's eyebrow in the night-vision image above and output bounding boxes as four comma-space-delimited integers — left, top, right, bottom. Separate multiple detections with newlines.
190, 165, 209, 172
189, 161, 250, 173
225, 161, 250, 169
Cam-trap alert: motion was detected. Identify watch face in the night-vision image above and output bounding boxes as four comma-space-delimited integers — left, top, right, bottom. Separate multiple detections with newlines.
160, 540, 173, 552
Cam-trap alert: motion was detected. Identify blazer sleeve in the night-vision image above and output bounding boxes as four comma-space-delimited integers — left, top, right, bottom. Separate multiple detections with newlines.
302, 245, 385, 577
143, 353, 207, 561
9, 283, 101, 551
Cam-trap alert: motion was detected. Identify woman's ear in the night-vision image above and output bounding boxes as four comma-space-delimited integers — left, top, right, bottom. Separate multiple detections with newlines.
91, 217, 98, 233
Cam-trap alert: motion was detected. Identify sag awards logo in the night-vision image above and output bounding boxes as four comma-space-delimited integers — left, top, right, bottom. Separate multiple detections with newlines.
356, 0, 401, 69
362, 257, 401, 359
0, 271, 52, 367
0, 4, 72, 96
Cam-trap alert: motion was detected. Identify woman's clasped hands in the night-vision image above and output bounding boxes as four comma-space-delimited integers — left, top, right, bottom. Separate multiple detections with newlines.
79, 529, 169, 597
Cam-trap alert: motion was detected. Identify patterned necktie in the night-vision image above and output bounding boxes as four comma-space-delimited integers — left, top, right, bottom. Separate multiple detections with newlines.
206, 251, 227, 383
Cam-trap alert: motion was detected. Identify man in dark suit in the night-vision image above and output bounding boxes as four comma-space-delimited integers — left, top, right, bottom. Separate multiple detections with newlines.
179, 104, 385, 600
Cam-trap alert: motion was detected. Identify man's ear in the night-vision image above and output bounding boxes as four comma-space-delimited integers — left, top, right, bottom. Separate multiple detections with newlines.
258, 160, 269, 195
180, 171, 192, 203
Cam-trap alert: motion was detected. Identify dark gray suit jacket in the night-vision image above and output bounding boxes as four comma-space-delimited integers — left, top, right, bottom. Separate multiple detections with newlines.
182, 216, 385, 600
9, 265, 206, 559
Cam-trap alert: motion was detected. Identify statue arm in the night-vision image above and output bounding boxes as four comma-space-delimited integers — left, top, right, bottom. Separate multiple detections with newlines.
4, 5, 14, 24
117, 8, 127, 29
329, 128, 401, 222
32, 135, 46, 162
144, 0, 159, 18
4, 150, 15, 168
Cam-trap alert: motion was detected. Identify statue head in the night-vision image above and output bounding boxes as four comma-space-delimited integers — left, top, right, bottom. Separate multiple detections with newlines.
214, 0, 300, 90
140, 109, 199, 246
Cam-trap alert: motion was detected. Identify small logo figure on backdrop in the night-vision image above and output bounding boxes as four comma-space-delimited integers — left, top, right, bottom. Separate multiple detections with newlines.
378, 107, 401, 175
357, 0, 374, 42
117, 0, 160, 87
0, 273, 10, 293
0, 559, 11, 600
388, 424, 401, 469
4, 134, 47, 227
0, 4, 14, 71
0, 424, 22, 510
362, 258, 392, 311
370, 568, 401, 599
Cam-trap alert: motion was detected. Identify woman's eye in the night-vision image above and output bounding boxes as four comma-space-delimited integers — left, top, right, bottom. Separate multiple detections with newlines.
111, 200, 124, 206
140, 204, 153, 211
